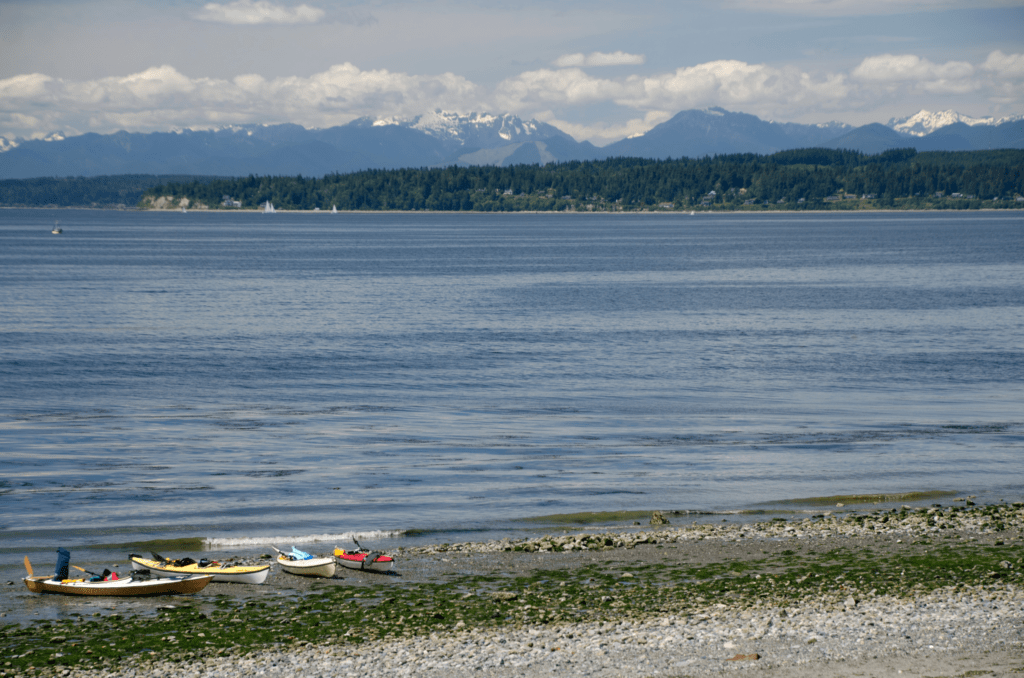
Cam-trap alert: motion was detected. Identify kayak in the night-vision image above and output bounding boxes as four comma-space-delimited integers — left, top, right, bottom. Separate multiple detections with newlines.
276, 555, 336, 578
24, 574, 212, 596
333, 547, 394, 573
129, 555, 271, 584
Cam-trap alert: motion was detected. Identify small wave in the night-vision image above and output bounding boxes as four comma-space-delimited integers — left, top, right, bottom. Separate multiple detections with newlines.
203, 530, 405, 547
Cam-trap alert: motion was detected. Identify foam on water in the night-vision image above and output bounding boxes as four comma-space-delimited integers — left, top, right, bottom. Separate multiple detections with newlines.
203, 531, 406, 547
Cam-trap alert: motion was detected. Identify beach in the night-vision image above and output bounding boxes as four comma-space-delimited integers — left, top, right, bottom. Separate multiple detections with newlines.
5, 502, 1023, 677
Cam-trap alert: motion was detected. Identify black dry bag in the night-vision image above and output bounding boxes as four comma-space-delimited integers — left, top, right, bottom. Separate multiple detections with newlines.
55, 548, 71, 580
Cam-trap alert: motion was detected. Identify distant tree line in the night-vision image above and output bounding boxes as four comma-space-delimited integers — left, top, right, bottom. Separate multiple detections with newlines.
3, 149, 1023, 210
0, 175, 221, 208
139, 149, 1024, 211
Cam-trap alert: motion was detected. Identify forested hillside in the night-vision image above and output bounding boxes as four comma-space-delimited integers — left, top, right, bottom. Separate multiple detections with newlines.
0, 175, 221, 208
2, 149, 1022, 210
140, 149, 1024, 211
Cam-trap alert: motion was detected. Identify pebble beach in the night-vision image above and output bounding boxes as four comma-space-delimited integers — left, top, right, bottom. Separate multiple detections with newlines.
6, 502, 1023, 677
79, 584, 1023, 678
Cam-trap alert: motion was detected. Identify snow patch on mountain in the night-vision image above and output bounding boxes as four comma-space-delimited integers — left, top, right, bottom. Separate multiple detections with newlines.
368, 110, 549, 147
814, 121, 853, 132
1, 131, 69, 153
413, 111, 539, 143
888, 110, 1024, 137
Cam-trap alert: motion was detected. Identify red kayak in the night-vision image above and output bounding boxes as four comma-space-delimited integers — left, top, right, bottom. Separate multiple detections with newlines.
333, 547, 394, 572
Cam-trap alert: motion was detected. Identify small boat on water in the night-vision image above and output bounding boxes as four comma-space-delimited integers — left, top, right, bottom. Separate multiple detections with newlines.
130, 553, 271, 584
274, 546, 335, 578
333, 547, 394, 572
263, 201, 276, 214
51, 221, 62, 234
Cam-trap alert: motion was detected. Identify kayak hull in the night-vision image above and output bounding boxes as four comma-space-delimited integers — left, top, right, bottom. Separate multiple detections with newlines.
277, 556, 336, 578
24, 574, 212, 596
333, 549, 394, 573
130, 557, 271, 584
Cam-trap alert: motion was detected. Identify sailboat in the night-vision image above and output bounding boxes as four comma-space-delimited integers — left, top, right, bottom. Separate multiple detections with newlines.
332, 205, 337, 214
263, 201, 276, 214
51, 220, 62, 234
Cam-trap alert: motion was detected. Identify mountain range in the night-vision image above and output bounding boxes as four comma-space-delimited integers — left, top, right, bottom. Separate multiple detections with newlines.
0, 108, 1021, 180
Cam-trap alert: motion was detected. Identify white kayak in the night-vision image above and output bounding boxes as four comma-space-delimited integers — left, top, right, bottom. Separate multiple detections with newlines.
130, 555, 271, 584
276, 555, 336, 578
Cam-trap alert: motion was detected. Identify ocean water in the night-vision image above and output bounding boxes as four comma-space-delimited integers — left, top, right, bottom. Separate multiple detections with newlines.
2, 209, 1023, 575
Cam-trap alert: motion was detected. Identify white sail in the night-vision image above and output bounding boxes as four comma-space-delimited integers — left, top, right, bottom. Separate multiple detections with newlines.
263, 201, 275, 213
332, 205, 337, 214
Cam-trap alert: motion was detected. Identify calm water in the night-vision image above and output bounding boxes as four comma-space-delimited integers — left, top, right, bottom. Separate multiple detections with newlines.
2, 209, 1023, 572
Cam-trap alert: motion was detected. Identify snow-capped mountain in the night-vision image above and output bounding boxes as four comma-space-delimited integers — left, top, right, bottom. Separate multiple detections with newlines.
0, 131, 70, 153
1, 108, 1021, 179
367, 110, 576, 151
0, 112, 600, 179
887, 110, 1024, 137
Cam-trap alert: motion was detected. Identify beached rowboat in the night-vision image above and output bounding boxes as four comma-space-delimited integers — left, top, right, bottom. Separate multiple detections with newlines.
24, 574, 212, 596
129, 555, 271, 584
333, 547, 394, 572
276, 555, 336, 578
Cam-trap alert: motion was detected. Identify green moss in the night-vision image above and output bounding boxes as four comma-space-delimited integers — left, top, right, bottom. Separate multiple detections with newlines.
6, 505, 1023, 676
517, 510, 658, 525
774, 491, 959, 507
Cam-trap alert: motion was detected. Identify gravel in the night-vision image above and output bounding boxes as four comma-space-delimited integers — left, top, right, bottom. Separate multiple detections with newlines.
52, 578, 1023, 677
22, 503, 1024, 677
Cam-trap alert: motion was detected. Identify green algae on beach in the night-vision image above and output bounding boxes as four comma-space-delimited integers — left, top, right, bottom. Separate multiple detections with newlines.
3, 502, 1022, 677
517, 510, 657, 526
773, 490, 959, 507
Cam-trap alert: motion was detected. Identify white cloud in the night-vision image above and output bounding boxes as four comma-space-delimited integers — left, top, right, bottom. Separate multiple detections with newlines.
553, 51, 646, 68
852, 54, 974, 82
496, 60, 852, 120
1, 51, 1021, 144
852, 54, 979, 94
981, 50, 1024, 79
535, 110, 672, 147
495, 68, 629, 109
0, 64, 482, 138
0, 73, 56, 101
194, 0, 325, 25
627, 60, 852, 111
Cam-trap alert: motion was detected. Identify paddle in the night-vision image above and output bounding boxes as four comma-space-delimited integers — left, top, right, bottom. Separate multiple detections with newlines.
71, 564, 104, 578
24, 556, 33, 576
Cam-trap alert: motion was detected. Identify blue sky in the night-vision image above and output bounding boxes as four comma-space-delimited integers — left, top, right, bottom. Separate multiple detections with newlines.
1, 0, 1022, 144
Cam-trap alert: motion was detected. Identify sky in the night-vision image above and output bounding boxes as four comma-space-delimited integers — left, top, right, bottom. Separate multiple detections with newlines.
1, 0, 1022, 145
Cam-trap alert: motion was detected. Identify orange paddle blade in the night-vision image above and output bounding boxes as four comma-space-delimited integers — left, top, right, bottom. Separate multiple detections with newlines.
24, 556, 33, 576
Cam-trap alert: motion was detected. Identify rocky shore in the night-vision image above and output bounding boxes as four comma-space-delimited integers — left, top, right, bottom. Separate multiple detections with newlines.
57, 585, 1024, 677
4, 502, 1022, 677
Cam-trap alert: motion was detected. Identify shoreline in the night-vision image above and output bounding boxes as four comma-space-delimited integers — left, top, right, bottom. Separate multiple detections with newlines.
4, 204, 1024, 214
4, 502, 1022, 677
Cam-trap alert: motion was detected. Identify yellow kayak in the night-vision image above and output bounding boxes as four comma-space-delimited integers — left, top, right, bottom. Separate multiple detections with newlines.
25, 574, 212, 596
130, 555, 271, 584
